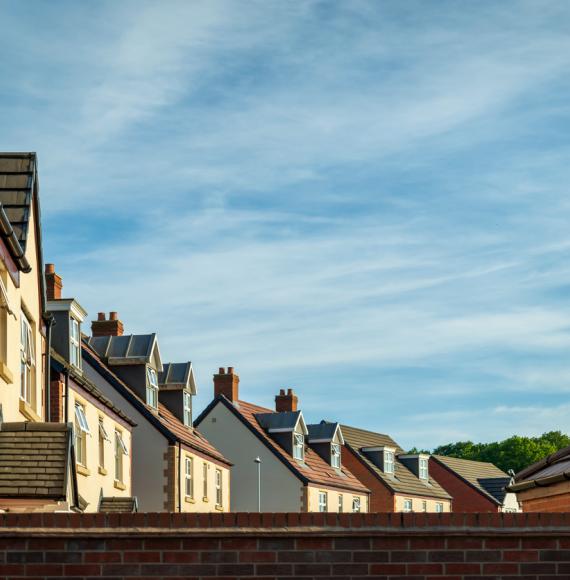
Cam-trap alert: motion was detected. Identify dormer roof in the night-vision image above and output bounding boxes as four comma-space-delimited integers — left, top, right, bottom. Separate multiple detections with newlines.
255, 410, 307, 434
88, 333, 163, 370
307, 421, 344, 444
159, 362, 196, 394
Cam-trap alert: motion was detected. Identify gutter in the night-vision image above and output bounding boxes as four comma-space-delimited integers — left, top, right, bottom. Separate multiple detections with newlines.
508, 471, 570, 493
0, 205, 30, 273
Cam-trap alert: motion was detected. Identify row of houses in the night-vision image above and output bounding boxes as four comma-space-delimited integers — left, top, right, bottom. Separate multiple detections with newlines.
0, 152, 523, 513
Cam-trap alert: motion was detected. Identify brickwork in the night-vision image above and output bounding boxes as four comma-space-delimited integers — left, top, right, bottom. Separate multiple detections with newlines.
1, 512, 570, 578
163, 445, 178, 511
429, 456, 497, 512
48, 378, 64, 423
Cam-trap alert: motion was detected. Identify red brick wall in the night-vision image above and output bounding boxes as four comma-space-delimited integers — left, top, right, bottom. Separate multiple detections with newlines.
342, 445, 394, 511
1, 512, 570, 578
429, 457, 498, 512
521, 493, 570, 512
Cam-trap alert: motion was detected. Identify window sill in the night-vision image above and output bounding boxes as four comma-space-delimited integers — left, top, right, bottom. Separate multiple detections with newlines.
215, 504, 224, 511
114, 480, 126, 491
184, 496, 195, 504
98, 466, 108, 476
77, 464, 90, 477
202, 497, 209, 503
19, 398, 40, 422
0, 362, 13, 384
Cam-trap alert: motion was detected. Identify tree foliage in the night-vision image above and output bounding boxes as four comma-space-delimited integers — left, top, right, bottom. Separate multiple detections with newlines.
425, 431, 570, 474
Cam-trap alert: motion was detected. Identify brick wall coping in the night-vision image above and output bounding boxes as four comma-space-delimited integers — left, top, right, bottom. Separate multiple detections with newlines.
0, 512, 569, 537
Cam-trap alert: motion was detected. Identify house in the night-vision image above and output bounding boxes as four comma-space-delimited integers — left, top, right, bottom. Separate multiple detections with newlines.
507, 446, 570, 512
194, 369, 370, 512
46, 264, 138, 512
0, 154, 80, 513
341, 425, 452, 512
82, 313, 232, 512
0, 153, 48, 422
430, 455, 520, 513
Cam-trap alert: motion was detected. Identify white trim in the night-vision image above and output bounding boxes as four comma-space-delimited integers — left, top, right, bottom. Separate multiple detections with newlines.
75, 404, 90, 434
116, 431, 128, 455
98, 419, 110, 442
46, 299, 88, 322
0, 276, 15, 319
362, 445, 395, 452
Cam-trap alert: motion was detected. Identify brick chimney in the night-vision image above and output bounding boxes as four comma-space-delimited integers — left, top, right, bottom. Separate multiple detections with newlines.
91, 311, 124, 337
45, 263, 63, 301
275, 388, 298, 413
214, 367, 239, 402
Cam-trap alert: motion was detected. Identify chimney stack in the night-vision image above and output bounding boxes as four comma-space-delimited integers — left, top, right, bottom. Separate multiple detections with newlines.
91, 311, 124, 337
214, 367, 239, 402
275, 388, 298, 413
45, 263, 63, 301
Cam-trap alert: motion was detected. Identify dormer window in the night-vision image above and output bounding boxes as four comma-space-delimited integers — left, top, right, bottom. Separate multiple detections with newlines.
183, 391, 192, 426
146, 367, 159, 408
293, 432, 304, 460
419, 456, 429, 480
384, 449, 395, 474
70, 318, 81, 368
331, 443, 341, 468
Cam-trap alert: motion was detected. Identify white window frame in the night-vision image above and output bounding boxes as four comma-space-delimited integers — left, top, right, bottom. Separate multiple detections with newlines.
318, 491, 328, 513
203, 463, 209, 499
183, 391, 192, 426
435, 502, 444, 513
98, 418, 110, 468
69, 317, 81, 369
331, 443, 341, 468
185, 457, 194, 498
115, 430, 128, 483
422, 500, 427, 512
384, 449, 395, 474
403, 498, 413, 512
74, 403, 89, 467
338, 494, 343, 513
146, 367, 159, 408
352, 496, 361, 513
215, 468, 222, 507
20, 312, 35, 405
293, 432, 304, 460
419, 457, 429, 480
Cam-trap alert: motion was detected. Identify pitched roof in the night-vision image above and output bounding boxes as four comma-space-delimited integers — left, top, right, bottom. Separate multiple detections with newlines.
256, 410, 304, 432
51, 349, 136, 427
432, 455, 510, 504
308, 421, 343, 443
99, 496, 138, 513
0, 422, 75, 500
159, 362, 196, 394
82, 342, 230, 466
342, 424, 451, 500
202, 397, 368, 494
509, 445, 570, 492
88, 334, 161, 367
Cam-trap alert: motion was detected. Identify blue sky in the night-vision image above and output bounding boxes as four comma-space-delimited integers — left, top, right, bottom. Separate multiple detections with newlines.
2, 0, 570, 449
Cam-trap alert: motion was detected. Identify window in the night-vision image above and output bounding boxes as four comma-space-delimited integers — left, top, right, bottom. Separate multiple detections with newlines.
69, 318, 81, 368
383, 449, 395, 474
98, 418, 110, 469
115, 430, 128, 483
293, 433, 304, 460
185, 457, 194, 498
183, 391, 192, 426
403, 499, 413, 512
74, 403, 89, 466
422, 500, 427, 512
203, 463, 208, 499
146, 367, 159, 408
331, 443, 341, 468
20, 312, 34, 405
318, 491, 327, 512
0, 269, 12, 367
352, 496, 361, 513
338, 494, 343, 513
435, 502, 444, 513
215, 469, 222, 507
419, 457, 429, 480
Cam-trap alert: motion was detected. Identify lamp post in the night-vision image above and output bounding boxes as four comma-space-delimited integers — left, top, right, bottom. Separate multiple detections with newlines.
254, 457, 262, 512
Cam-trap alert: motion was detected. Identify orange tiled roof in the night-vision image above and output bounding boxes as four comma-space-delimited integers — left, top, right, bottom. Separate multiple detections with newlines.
233, 398, 369, 494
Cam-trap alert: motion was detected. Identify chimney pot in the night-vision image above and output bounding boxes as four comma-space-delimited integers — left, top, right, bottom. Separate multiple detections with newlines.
97, 312, 106, 321
45, 263, 55, 274
109, 311, 118, 321
213, 366, 239, 402
218, 367, 225, 374
275, 388, 299, 413
279, 389, 285, 395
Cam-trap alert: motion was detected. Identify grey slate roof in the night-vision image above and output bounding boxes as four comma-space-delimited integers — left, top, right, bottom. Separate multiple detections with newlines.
0, 153, 35, 251
342, 424, 452, 501
432, 455, 511, 505
99, 496, 138, 513
159, 362, 195, 393
0, 422, 73, 499
307, 420, 340, 442
88, 334, 159, 364
509, 445, 570, 492
255, 410, 301, 432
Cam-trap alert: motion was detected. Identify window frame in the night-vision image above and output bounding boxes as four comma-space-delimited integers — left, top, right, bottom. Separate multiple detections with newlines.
338, 494, 343, 513
185, 457, 194, 498
20, 312, 35, 406
74, 403, 89, 467
331, 442, 341, 468
69, 317, 81, 369
403, 498, 413, 513
352, 496, 361, 513
215, 468, 222, 507
203, 463, 209, 499
318, 491, 328, 513
293, 432, 304, 460
435, 502, 444, 513
115, 430, 128, 483
419, 457, 429, 480
146, 366, 159, 408
183, 391, 192, 426
383, 449, 395, 474
98, 418, 110, 469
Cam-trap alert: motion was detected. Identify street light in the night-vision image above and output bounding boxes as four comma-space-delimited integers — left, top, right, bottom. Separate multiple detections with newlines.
254, 457, 262, 512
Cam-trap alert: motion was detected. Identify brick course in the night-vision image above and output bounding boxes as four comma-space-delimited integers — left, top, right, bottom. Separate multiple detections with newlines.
0, 512, 570, 577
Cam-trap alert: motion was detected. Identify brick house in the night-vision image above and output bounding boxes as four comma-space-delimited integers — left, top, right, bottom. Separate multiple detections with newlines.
341, 425, 452, 512
508, 445, 570, 512
195, 368, 370, 512
430, 455, 520, 513
83, 314, 232, 512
